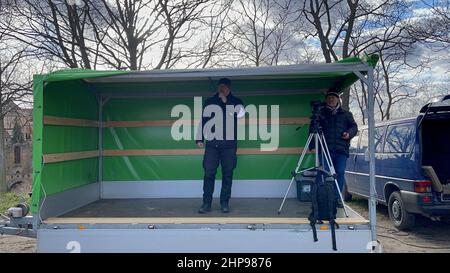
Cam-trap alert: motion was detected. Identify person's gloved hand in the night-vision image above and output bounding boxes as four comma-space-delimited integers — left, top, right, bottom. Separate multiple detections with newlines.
218, 92, 227, 103
342, 132, 350, 140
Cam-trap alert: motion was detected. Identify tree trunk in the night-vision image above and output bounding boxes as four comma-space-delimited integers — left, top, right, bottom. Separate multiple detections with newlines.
381, 55, 392, 121
341, 87, 350, 111
340, 0, 358, 111
128, 37, 138, 70
0, 115, 7, 193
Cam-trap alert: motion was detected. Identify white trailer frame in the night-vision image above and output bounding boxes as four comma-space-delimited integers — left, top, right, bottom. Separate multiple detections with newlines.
1, 61, 378, 253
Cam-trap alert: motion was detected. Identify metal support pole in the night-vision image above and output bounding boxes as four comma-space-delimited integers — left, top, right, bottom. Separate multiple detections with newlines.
98, 95, 103, 199
367, 66, 377, 247
315, 134, 319, 167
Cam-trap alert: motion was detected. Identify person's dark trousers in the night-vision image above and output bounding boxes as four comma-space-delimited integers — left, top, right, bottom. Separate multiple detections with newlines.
202, 145, 237, 205
316, 152, 348, 199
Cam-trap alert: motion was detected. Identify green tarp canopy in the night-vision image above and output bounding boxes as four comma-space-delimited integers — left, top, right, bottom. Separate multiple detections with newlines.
31, 55, 378, 216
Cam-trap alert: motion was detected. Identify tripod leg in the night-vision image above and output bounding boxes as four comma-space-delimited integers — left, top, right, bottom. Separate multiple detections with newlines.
298, 166, 317, 174
277, 133, 314, 214
277, 176, 296, 215
293, 133, 315, 175
330, 220, 337, 251
317, 135, 349, 217
311, 222, 318, 242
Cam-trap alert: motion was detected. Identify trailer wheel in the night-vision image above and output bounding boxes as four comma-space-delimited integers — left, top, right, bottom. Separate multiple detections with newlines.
343, 185, 353, 202
388, 191, 415, 230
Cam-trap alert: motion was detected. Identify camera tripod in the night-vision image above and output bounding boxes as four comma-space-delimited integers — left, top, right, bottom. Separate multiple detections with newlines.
277, 127, 349, 217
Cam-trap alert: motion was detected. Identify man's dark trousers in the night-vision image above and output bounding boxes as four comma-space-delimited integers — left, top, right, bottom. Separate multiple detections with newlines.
202, 145, 237, 205
317, 151, 348, 199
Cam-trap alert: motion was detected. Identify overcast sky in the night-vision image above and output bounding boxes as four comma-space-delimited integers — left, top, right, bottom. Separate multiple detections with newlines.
9, 0, 449, 118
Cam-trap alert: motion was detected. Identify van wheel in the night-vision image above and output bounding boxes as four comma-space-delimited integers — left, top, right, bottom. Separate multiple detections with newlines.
343, 185, 353, 202
388, 191, 415, 230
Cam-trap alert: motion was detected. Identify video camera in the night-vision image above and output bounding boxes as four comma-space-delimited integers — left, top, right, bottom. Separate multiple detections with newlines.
309, 100, 326, 133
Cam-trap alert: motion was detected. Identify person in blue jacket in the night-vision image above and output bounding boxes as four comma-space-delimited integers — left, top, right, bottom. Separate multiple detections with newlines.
196, 78, 245, 213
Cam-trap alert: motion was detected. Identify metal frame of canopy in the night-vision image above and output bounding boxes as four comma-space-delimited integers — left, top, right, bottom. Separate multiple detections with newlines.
84, 62, 371, 82
82, 61, 378, 247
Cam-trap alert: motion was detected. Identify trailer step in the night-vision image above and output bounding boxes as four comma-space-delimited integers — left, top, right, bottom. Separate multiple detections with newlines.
44, 217, 368, 225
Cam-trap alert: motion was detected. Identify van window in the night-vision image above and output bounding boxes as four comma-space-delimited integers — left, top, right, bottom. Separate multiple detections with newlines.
375, 127, 386, 153
358, 127, 385, 153
358, 130, 368, 153
384, 124, 415, 153
349, 132, 359, 153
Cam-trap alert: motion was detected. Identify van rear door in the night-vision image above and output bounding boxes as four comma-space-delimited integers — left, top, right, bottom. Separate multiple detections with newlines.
420, 99, 450, 114
420, 99, 450, 199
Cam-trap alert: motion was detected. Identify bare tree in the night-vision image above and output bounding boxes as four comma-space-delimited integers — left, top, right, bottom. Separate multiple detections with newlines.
374, 51, 419, 121
85, 0, 164, 70
7, 0, 101, 69
351, 41, 431, 124
266, 0, 301, 65
85, 0, 210, 70
300, 0, 417, 109
408, 0, 450, 45
187, 0, 234, 68
348, 0, 425, 122
406, 0, 450, 78
398, 82, 448, 118
155, 0, 210, 69
0, 3, 33, 192
6, 0, 211, 70
226, 0, 298, 67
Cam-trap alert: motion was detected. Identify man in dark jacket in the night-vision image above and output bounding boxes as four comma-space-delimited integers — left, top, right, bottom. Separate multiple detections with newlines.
196, 78, 244, 214
316, 90, 358, 207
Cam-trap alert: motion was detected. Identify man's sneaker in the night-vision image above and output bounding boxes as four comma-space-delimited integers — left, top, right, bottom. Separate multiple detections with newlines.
198, 203, 211, 214
220, 203, 230, 213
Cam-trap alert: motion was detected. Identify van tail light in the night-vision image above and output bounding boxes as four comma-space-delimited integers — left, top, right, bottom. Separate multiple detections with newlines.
422, 196, 432, 203
414, 181, 432, 193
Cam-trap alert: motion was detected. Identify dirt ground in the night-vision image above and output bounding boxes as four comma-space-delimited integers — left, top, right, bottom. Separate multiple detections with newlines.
1, 199, 450, 253
0, 234, 36, 253
349, 198, 450, 253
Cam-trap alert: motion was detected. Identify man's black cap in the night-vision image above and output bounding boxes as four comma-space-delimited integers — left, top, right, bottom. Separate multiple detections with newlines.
218, 78, 231, 87
325, 91, 340, 99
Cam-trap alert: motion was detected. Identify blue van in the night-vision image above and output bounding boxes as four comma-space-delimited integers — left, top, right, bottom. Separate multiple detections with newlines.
344, 97, 450, 229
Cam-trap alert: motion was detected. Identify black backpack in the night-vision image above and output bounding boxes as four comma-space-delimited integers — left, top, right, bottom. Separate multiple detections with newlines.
308, 170, 339, 251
